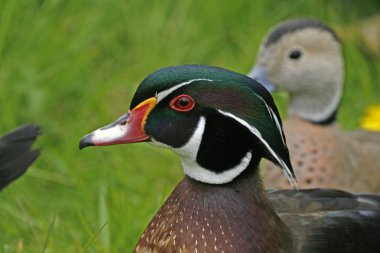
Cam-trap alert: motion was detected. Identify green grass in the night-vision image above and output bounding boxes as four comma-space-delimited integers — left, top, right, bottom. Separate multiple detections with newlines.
0, 0, 379, 252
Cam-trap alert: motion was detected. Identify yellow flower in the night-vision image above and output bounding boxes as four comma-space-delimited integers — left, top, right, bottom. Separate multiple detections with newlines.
360, 105, 380, 131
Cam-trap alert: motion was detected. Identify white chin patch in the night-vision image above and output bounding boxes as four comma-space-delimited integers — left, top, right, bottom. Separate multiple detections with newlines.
173, 116, 252, 184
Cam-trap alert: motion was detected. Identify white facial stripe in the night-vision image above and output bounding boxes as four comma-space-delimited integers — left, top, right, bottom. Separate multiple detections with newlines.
254, 94, 286, 145
156, 78, 214, 103
175, 116, 204, 171
171, 116, 252, 184
217, 110, 298, 188
270, 108, 286, 145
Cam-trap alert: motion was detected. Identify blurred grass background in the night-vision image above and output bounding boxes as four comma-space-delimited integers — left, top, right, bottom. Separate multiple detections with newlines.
0, 0, 379, 252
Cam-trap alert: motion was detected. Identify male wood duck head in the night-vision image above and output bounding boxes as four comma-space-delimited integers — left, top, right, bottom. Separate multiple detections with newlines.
80, 65, 296, 186
248, 18, 343, 124
80, 65, 296, 251
80, 65, 380, 252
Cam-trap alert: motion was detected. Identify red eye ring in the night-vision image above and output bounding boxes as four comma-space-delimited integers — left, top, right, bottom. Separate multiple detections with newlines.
170, 94, 195, 112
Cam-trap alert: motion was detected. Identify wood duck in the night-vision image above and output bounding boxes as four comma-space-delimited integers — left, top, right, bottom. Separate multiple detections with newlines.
248, 18, 380, 192
0, 124, 41, 190
80, 65, 380, 252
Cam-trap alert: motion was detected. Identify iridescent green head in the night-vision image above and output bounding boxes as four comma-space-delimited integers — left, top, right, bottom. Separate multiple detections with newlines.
80, 65, 296, 186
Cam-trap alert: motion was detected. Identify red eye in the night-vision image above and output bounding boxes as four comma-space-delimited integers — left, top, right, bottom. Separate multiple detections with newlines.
170, 94, 195, 112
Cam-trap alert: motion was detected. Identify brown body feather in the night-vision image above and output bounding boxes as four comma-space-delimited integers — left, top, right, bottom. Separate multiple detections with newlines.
135, 168, 292, 253
263, 116, 380, 192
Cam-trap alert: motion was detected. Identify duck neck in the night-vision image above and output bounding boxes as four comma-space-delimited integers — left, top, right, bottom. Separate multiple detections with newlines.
288, 73, 343, 125
135, 162, 293, 253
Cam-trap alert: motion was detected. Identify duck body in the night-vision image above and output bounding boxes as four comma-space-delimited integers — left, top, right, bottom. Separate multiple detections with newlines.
0, 124, 41, 190
263, 116, 380, 191
80, 65, 380, 252
262, 119, 380, 192
249, 18, 380, 192
135, 168, 292, 253
136, 169, 380, 253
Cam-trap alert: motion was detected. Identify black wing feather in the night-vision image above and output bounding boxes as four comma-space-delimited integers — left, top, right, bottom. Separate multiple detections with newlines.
268, 189, 380, 252
0, 124, 41, 190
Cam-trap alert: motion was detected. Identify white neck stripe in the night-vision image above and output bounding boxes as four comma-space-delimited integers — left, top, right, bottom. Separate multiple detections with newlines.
156, 78, 214, 103
173, 116, 253, 184
183, 151, 253, 184
217, 109, 298, 188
